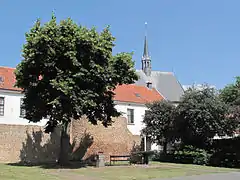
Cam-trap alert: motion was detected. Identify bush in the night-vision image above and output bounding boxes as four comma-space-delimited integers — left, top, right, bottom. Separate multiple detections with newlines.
129, 144, 155, 164
208, 137, 240, 168
129, 144, 143, 164
152, 152, 175, 162
174, 145, 210, 165
152, 145, 210, 165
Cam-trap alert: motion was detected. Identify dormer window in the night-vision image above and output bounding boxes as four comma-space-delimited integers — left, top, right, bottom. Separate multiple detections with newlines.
0, 76, 4, 83
146, 82, 152, 89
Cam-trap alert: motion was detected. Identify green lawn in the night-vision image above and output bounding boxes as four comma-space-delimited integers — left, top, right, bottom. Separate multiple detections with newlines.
0, 162, 237, 180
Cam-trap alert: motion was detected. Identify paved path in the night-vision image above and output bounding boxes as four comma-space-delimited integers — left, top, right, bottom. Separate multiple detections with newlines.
152, 172, 240, 180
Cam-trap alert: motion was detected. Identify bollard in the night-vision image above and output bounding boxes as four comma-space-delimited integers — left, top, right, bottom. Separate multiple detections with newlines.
96, 151, 105, 167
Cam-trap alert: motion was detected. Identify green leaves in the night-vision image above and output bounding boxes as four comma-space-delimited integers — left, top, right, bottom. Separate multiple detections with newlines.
15, 15, 138, 133
220, 76, 240, 106
219, 76, 240, 133
142, 100, 176, 150
143, 85, 239, 150
175, 86, 233, 148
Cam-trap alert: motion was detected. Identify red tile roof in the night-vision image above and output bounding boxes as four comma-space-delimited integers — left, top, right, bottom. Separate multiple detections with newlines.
0, 66, 21, 91
114, 84, 163, 104
0, 66, 163, 104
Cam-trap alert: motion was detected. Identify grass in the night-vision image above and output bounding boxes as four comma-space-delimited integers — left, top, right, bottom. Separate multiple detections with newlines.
0, 162, 238, 180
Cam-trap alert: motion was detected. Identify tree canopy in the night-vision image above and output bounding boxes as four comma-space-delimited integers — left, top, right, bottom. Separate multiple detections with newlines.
220, 77, 240, 132
142, 100, 176, 153
15, 15, 138, 164
175, 85, 232, 148
220, 76, 240, 106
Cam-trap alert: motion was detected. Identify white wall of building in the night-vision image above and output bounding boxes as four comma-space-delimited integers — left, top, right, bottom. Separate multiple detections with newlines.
0, 91, 149, 133
115, 101, 160, 151
0, 90, 47, 126
115, 101, 147, 136
0, 91, 159, 150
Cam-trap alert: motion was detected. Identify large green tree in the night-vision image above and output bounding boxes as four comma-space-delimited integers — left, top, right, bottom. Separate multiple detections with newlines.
219, 76, 240, 106
142, 101, 176, 154
175, 85, 233, 148
15, 15, 138, 164
220, 77, 240, 132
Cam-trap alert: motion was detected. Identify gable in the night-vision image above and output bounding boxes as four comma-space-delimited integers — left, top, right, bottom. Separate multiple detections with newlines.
0, 67, 21, 92
135, 70, 184, 102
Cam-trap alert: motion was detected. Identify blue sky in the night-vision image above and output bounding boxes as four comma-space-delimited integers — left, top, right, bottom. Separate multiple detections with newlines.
1, 0, 240, 89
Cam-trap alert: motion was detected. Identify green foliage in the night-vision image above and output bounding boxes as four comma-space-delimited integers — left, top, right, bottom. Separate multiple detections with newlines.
129, 144, 143, 164
220, 76, 240, 106
151, 152, 175, 162
142, 101, 176, 153
174, 145, 210, 165
175, 85, 232, 148
220, 77, 240, 131
152, 146, 209, 165
208, 137, 240, 168
15, 15, 138, 132
15, 15, 138, 164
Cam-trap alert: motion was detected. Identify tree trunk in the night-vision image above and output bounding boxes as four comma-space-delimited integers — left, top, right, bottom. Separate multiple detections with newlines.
163, 141, 168, 154
58, 122, 70, 166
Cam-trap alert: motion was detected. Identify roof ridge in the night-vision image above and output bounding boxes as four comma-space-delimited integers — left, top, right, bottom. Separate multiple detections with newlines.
151, 71, 173, 74
0, 66, 16, 70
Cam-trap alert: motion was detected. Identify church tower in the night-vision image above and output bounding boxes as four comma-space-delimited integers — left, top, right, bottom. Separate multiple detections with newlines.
142, 22, 151, 76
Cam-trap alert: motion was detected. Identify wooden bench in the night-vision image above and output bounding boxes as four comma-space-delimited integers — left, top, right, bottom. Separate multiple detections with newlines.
109, 155, 131, 166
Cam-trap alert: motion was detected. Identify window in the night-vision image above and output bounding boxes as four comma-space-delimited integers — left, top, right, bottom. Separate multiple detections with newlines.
20, 98, 26, 117
146, 82, 152, 89
0, 76, 3, 83
0, 97, 4, 116
127, 108, 134, 124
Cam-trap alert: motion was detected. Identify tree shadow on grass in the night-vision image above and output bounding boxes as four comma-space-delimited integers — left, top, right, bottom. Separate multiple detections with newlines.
7, 128, 94, 169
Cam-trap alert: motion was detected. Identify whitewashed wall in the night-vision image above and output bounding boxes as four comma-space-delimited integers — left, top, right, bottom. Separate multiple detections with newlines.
115, 101, 147, 136
0, 90, 159, 150
115, 101, 160, 151
0, 90, 47, 126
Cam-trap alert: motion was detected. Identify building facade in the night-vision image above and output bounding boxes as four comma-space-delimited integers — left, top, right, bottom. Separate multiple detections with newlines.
0, 67, 164, 151
0, 32, 185, 153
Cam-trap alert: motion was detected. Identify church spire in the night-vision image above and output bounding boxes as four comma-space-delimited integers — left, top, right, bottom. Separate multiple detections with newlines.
142, 22, 151, 76
143, 35, 149, 58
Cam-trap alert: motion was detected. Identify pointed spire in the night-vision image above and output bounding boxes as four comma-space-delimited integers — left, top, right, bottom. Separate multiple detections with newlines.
143, 22, 150, 58
142, 22, 152, 76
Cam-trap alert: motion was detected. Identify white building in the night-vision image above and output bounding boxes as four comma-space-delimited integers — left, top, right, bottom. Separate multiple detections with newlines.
0, 67, 48, 126
0, 66, 163, 151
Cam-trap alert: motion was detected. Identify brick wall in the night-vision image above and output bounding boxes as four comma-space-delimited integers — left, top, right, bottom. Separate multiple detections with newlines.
0, 116, 140, 163
71, 116, 141, 162
0, 124, 61, 163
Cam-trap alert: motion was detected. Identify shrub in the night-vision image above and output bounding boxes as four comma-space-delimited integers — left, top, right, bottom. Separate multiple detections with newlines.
152, 151, 175, 162
174, 145, 210, 165
129, 143, 155, 164
208, 137, 240, 168
152, 145, 210, 165
129, 144, 142, 164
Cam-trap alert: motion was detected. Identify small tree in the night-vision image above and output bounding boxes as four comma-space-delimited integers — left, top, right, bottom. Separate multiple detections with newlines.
142, 101, 176, 154
220, 76, 240, 106
220, 77, 240, 132
175, 85, 232, 148
15, 15, 138, 165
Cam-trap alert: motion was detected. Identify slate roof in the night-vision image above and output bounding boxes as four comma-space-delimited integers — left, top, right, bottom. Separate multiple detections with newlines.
135, 70, 184, 102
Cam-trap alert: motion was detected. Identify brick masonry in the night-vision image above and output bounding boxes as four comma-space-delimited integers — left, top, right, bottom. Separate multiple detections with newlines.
71, 116, 141, 162
0, 116, 140, 163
